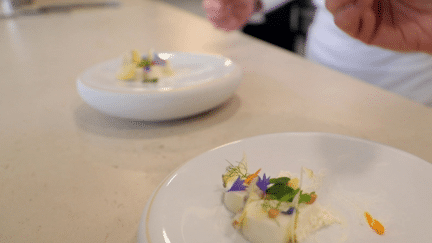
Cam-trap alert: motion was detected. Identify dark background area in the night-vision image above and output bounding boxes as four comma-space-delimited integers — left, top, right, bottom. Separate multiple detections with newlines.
242, 0, 316, 55
159, 0, 316, 56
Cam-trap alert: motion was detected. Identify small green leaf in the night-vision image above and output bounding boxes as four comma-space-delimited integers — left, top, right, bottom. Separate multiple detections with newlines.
138, 59, 152, 67
269, 177, 290, 185
143, 78, 158, 83
299, 194, 311, 204
266, 184, 300, 202
298, 191, 315, 204
266, 183, 288, 195
280, 193, 294, 202
280, 188, 300, 202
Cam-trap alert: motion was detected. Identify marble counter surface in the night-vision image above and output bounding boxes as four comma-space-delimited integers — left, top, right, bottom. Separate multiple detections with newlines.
1, 0, 431, 242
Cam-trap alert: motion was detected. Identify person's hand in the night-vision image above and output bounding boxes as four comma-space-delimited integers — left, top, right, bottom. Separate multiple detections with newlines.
326, 0, 432, 54
202, 0, 258, 31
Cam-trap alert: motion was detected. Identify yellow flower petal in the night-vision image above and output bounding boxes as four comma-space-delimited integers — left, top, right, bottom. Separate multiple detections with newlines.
132, 49, 141, 64
116, 63, 136, 80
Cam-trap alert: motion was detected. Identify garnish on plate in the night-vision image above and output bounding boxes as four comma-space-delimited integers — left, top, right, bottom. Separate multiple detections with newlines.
222, 156, 345, 243
264, 177, 316, 204
116, 49, 174, 82
222, 154, 249, 188
365, 211, 385, 235
227, 177, 247, 192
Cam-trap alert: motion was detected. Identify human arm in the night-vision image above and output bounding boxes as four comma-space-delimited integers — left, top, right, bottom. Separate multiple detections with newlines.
326, 0, 432, 54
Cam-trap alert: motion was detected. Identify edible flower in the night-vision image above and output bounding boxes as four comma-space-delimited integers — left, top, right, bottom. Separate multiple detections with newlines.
132, 49, 141, 64
227, 176, 247, 192
244, 169, 261, 185
256, 173, 271, 192
282, 207, 295, 215
364, 212, 385, 235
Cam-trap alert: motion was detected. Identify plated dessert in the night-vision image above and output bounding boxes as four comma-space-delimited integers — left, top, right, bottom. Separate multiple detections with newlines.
116, 49, 174, 82
77, 51, 242, 120
222, 154, 385, 243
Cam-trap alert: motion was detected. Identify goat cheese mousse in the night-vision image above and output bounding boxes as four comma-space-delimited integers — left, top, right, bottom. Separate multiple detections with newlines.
222, 155, 341, 243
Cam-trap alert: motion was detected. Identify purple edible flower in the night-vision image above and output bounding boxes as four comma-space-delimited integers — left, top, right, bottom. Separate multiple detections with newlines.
227, 176, 247, 192
287, 207, 295, 215
256, 173, 270, 192
282, 207, 295, 215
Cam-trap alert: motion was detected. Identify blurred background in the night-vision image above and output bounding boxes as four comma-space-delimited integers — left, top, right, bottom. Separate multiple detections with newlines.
1, 0, 315, 56
159, 0, 315, 56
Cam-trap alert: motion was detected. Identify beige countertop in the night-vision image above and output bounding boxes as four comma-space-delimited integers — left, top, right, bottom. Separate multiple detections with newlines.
1, 0, 431, 242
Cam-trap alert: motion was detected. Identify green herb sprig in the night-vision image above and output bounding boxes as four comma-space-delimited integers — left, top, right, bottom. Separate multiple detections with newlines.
224, 160, 249, 179
143, 78, 158, 83
138, 59, 152, 68
265, 176, 315, 204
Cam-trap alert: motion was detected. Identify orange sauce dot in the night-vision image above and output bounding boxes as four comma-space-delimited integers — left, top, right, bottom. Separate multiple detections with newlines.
306, 193, 317, 204
268, 208, 280, 218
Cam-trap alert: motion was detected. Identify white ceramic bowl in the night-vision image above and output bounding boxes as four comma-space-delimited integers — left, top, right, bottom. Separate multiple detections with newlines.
76, 52, 242, 120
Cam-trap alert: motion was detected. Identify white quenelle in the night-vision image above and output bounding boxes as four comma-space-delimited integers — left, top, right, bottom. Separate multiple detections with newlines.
241, 200, 295, 243
222, 154, 250, 213
224, 190, 249, 213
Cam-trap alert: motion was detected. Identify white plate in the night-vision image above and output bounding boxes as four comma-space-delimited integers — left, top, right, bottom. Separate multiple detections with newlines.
76, 52, 242, 120
137, 132, 432, 243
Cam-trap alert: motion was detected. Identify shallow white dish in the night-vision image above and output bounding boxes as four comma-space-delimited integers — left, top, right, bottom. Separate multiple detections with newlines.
138, 132, 432, 243
76, 52, 242, 120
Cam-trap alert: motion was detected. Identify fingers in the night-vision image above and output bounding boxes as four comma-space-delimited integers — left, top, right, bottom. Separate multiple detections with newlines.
202, 0, 255, 31
328, 0, 377, 43
326, 0, 355, 15
358, 8, 376, 44
203, 0, 223, 19
220, 18, 243, 31
332, 3, 362, 37
203, 0, 231, 30
327, 0, 432, 54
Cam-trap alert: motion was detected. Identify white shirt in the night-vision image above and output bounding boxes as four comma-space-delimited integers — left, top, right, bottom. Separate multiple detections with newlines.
257, 0, 432, 105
